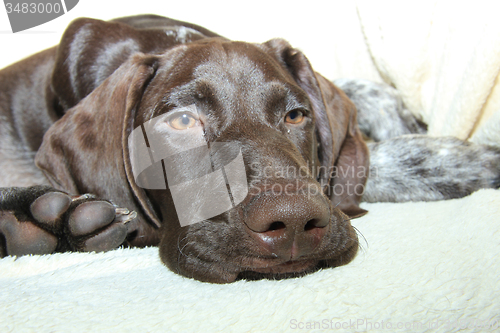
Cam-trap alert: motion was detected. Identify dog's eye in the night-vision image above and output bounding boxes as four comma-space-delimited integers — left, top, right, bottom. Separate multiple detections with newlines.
167, 113, 198, 130
284, 109, 305, 124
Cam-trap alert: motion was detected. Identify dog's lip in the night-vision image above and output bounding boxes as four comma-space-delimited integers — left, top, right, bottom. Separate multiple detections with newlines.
242, 257, 318, 274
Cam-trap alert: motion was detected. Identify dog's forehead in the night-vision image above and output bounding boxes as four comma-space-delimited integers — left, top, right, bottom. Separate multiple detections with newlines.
160, 40, 307, 108
190, 41, 284, 81
159, 40, 296, 90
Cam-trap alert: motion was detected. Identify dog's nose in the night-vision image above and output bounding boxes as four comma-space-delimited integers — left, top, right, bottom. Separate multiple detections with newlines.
244, 184, 330, 261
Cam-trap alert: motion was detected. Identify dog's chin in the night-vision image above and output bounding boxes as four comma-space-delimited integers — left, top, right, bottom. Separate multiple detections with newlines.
235, 239, 359, 282
249, 259, 319, 274
175, 247, 357, 283
236, 260, 321, 281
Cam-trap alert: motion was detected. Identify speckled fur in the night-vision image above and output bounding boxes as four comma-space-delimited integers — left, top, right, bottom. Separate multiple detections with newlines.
335, 78, 500, 202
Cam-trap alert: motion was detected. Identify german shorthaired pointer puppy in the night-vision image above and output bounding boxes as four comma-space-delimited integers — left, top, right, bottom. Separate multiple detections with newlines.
1, 15, 499, 283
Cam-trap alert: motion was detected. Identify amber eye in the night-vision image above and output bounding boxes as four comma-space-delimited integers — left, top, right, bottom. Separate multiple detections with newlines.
284, 109, 305, 124
167, 113, 198, 130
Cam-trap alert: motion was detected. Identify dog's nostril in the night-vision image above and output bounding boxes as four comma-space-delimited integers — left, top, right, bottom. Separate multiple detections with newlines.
268, 221, 286, 232
304, 219, 319, 231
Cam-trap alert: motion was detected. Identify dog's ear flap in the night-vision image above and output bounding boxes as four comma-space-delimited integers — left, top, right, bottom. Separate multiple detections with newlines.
36, 53, 163, 230
317, 77, 369, 218
328, 85, 370, 218
51, 17, 174, 112
52, 18, 136, 110
263, 39, 369, 218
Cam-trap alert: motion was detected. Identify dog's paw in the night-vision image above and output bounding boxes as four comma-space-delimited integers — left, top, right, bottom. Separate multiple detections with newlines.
64, 195, 137, 252
0, 210, 59, 257
0, 186, 136, 257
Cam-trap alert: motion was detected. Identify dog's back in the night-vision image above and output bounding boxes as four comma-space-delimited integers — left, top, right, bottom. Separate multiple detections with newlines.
0, 47, 58, 187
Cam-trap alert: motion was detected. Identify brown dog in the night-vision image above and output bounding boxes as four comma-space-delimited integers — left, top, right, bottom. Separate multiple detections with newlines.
0, 15, 368, 283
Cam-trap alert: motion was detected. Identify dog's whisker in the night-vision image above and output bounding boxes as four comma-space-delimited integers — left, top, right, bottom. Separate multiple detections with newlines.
333, 192, 355, 209
352, 225, 368, 247
177, 235, 190, 259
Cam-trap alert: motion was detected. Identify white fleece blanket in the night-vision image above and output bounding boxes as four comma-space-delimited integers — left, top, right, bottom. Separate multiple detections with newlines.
1, 189, 499, 332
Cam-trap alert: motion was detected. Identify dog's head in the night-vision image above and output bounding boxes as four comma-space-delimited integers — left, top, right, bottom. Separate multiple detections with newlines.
36, 17, 369, 283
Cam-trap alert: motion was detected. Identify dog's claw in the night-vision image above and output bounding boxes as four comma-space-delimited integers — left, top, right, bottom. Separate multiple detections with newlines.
114, 208, 137, 224
71, 193, 96, 201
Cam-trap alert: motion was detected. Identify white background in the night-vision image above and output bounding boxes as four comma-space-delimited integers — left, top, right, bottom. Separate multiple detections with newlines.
0, 0, 359, 77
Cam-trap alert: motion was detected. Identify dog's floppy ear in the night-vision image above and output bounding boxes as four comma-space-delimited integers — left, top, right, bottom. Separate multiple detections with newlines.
263, 38, 369, 218
36, 53, 163, 236
52, 18, 140, 111
318, 76, 370, 218
51, 17, 177, 112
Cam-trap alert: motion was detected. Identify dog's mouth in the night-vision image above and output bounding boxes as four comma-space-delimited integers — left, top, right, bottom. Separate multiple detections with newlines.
235, 254, 321, 277
247, 259, 318, 274
235, 258, 322, 281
